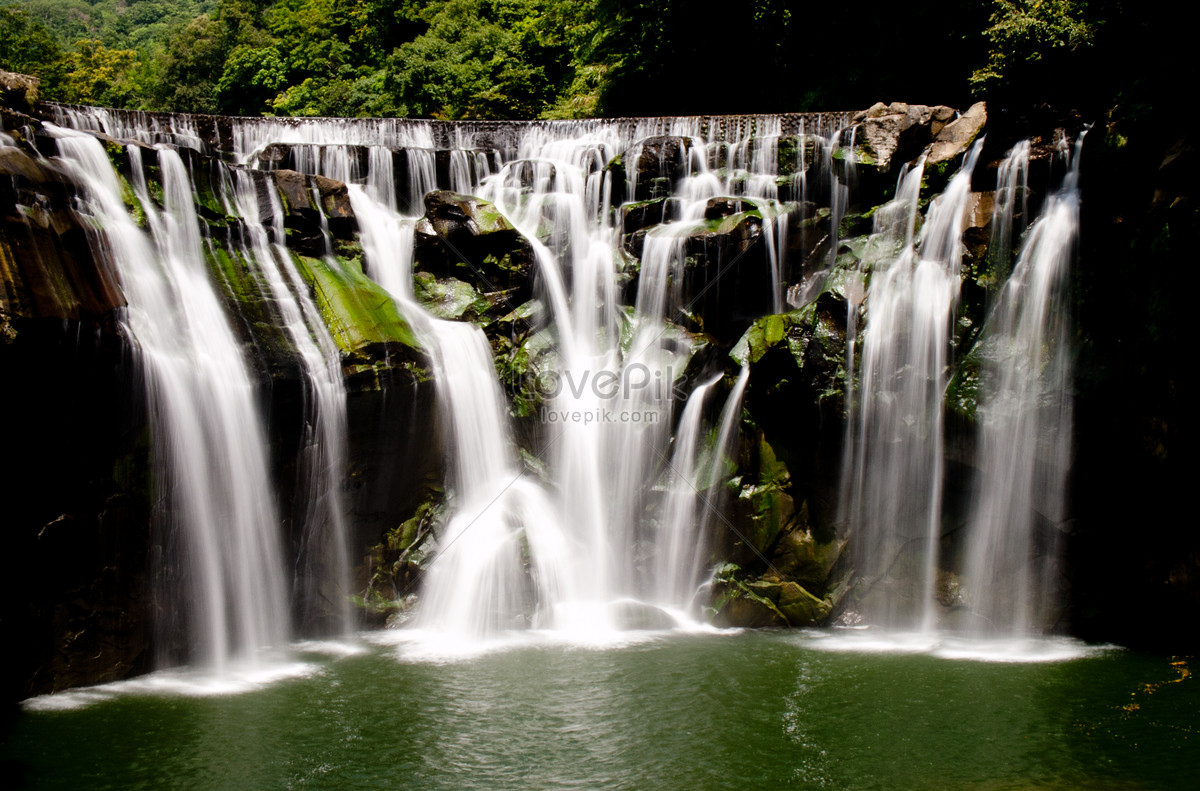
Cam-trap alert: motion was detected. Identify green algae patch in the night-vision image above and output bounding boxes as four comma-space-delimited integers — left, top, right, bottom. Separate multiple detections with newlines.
293, 254, 421, 359
731, 304, 815, 367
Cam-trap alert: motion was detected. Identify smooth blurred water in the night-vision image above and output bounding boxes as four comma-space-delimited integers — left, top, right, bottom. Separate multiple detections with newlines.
8, 632, 1197, 790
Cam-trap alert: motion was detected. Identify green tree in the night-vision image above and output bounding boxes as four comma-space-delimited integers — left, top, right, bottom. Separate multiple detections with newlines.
152, 13, 228, 112
0, 6, 66, 87
55, 38, 140, 106
970, 0, 1097, 100
217, 43, 287, 114
383, 0, 571, 119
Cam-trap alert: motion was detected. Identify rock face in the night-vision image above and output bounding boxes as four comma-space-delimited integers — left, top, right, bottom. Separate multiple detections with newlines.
707, 295, 849, 626
1, 317, 154, 699
0, 147, 125, 323
928, 102, 987, 164
678, 210, 774, 339
0, 71, 39, 113
272, 168, 357, 254
1, 114, 155, 698
413, 191, 536, 298
853, 101, 961, 172
1, 108, 440, 698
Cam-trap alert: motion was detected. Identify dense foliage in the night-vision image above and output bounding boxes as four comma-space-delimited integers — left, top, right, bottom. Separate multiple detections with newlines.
0, 0, 1186, 119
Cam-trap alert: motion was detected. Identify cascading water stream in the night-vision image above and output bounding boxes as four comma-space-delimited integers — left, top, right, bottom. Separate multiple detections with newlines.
961, 134, 1085, 637
224, 167, 354, 635
988, 140, 1032, 285
51, 128, 289, 670
351, 118, 800, 632
45, 106, 1069, 650
843, 140, 983, 632
655, 376, 722, 607
346, 182, 574, 637
655, 367, 750, 611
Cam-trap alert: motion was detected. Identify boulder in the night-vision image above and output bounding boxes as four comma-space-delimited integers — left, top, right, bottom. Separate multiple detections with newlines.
858, 112, 906, 171
0, 70, 39, 113
928, 102, 987, 164
412, 270, 514, 325
291, 253, 426, 380
611, 600, 678, 630
708, 567, 832, 628
673, 207, 793, 341
772, 528, 846, 589
625, 136, 695, 201
704, 196, 755, 220
775, 580, 833, 625
271, 168, 357, 254
620, 197, 675, 234
708, 566, 789, 628
853, 102, 966, 178
413, 191, 536, 298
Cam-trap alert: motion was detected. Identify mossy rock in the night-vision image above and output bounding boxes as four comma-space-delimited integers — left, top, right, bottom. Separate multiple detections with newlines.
729, 299, 845, 383
627, 136, 694, 201
292, 253, 427, 388
360, 484, 446, 624
734, 480, 793, 556
707, 565, 788, 628
775, 580, 833, 625
775, 135, 821, 177
707, 564, 832, 627
412, 271, 493, 323
620, 197, 674, 234
945, 348, 981, 422
772, 528, 846, 589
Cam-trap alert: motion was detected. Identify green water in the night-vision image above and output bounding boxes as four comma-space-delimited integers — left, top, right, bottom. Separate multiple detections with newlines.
4, 631, 1197, 790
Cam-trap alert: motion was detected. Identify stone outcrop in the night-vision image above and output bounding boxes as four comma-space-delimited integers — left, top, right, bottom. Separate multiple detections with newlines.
853, 101, 961, 172
413, 190, 536, 298
1, 107, 439, 697
928, 102, 987, 164
271, 168, 356, 254
0, 71, 39, 114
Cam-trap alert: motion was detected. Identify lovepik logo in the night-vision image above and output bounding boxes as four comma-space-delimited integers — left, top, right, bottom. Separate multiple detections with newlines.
532, 363, 679, 402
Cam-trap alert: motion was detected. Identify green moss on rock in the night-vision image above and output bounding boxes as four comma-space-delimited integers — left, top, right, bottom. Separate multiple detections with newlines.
292, 253, 423, 365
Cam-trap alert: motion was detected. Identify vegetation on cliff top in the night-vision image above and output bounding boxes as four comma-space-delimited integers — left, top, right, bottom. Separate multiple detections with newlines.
0, 0, 1188, 122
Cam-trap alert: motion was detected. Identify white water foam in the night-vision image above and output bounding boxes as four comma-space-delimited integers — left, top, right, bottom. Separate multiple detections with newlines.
795, 628, 1112, 663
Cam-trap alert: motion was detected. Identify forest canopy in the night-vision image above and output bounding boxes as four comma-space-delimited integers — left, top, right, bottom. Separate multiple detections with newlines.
0, 0, 1184, 119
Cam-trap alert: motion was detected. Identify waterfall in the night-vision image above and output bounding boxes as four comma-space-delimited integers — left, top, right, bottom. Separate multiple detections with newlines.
225, 167, 353, 635
347, 182, 574, 636
50, 128, 289, 669
843, 141, 983, 632
962, 134, 1085, 636
415, 321, 570, 635
306, 114, 847, 636
35, 104, 1082, 650
988, 140, 1032, 282
655, 367, 752, 609
655, 376, 722, 608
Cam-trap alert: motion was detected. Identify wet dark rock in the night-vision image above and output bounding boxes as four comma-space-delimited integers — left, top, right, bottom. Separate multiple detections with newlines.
1, 149, 125, 324
413, 191, 535, 299
626, 136, 695, 201
0, 317, 153, 699
620, 197, 675, 234
272, 169, 356, 255
704, 196, 755, 220
678, 210, 772, 341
